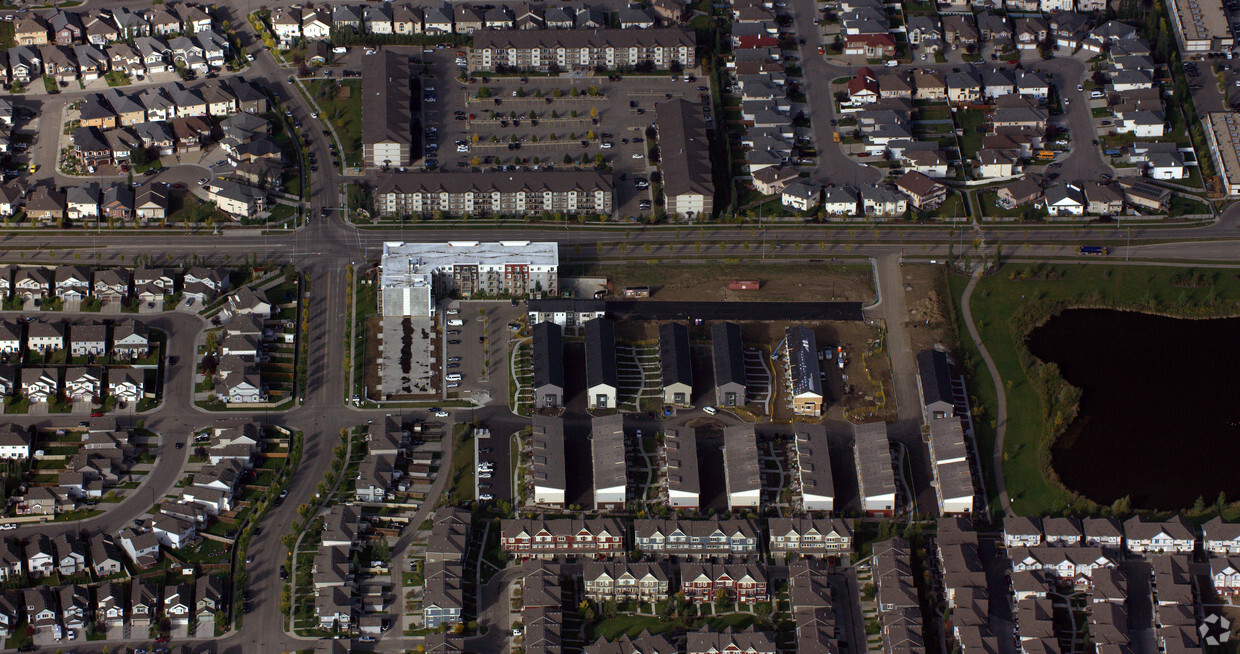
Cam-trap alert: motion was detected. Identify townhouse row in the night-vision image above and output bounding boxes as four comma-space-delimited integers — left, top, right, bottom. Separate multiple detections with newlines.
268, 1, 685, 45
0, 575, 224, 642
0, 264, 229, 305
1004, 514, 1240, 555
0, 364, 145, 405
0, 317, 149, 357
311, 504, 393, 635
498, 516, 853, 560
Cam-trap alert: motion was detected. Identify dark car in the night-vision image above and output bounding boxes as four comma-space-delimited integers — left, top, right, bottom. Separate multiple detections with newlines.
448, 340, 461, 345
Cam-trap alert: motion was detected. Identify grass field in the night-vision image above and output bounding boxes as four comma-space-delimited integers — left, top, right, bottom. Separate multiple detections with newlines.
305, 79, 363, 167
949, 262, 1240, 516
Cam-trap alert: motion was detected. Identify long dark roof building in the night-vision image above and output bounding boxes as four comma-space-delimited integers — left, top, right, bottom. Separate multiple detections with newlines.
375, 171, 614, 217
655, 99, 714, 220
658, 322, 692, 405
532, 321, 564, 409
915, 349, 957, 421
361, 50, 412, 168
584, 317, 618, 408
711, 321, 747, 407
469, 27, 696, 72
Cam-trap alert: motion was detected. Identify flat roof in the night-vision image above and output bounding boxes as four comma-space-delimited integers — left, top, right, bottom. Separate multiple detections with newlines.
591, 414, 627, 494
530, 416, 566, 493
792, 423, 834, 500
664, 426, 700, 498
1167, 0, 1232, 46
722, 424, 761, 496
1206, 113, 1240, 194
853, 421, 896, 499
380, 241, 559, 290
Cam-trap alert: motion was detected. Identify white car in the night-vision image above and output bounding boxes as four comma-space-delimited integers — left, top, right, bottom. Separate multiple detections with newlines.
632, 153, 644, 159
365, 49, 377, 55
480, 494, 494, 501
601, 142, 613, 149
246, 53, 254, 61
435, 410, 450, 417
447, 382, 460, 388
478, 472, 492, 479
0, 523, 14, 531
702, 406, 718, 415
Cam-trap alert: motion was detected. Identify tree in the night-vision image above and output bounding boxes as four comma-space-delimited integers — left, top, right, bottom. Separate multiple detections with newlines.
471, 156, 481, 167
471, 132, 480, 144
477, 86, 491, 98
563, 153, 574, 165
589, 106, 599, 119
594, 153, 605, 167
1110, 495, 1132, 517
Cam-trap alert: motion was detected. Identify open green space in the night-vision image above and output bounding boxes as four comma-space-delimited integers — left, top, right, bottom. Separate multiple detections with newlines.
305, 79, 363, 167
949, 263, 1240, 516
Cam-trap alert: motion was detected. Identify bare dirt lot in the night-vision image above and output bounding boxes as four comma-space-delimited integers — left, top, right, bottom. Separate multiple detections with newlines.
610, 317, 889, 424
901, 264, 957, 356
565, 262, 876, 305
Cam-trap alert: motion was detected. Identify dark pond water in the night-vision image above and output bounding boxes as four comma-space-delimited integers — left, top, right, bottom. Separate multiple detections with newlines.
1026, 309, 1240, 509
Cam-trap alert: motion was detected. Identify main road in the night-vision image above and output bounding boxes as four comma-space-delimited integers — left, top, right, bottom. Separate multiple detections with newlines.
5, 12, 1240, 654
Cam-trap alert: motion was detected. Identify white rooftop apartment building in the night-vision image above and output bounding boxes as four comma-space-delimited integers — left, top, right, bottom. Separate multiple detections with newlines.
663, 426, 701, 510
926, 416, 976, 515
528, 416, 566, 507
723, 424, 761, 511
379, 241, 559, 317
591, 414, 627, 511
791, 423, 835, 512
853, 421, 897, 516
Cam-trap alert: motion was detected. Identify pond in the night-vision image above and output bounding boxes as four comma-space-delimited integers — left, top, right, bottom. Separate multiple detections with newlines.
1026, 308, 1240, 510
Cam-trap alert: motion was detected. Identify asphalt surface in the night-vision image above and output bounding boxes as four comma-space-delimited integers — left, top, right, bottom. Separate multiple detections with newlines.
1, 3, 1239, 653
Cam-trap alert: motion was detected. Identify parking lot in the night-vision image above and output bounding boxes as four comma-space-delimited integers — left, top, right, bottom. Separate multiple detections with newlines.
421, 59, 711, 217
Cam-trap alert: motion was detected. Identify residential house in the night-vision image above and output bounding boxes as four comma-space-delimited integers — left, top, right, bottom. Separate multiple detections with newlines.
70, 322, 107, 356
109, 367, 145, 404
895, 171, 948, 210
64, 366, 102, 401
1043, 183, 1085, 216
27, 321, 65, 352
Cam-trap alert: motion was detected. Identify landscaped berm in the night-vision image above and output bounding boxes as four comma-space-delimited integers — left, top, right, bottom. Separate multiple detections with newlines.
950, 262, 1240, 517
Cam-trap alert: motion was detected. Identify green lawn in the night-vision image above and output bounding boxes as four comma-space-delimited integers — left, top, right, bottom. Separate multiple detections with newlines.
949, 263, 1240, 515
955, 109, 985, 159
305, 79, 363, 167
588, 615, 677, 640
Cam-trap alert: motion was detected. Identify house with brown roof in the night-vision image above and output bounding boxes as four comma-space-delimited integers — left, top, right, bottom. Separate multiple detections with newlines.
894, 171, 948, 210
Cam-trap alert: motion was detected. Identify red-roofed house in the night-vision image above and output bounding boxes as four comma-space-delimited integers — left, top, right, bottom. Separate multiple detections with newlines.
734, 34, 780, 49
845, 33, 896, 57
847, 67, 880, 104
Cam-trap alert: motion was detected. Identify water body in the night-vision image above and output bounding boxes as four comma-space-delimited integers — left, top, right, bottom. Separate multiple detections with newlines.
1026, 309, 1240, 509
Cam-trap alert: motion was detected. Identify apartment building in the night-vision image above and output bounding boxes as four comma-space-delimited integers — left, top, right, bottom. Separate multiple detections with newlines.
633, 518, 759, 558
376, 171, 613, 218
469, 28, 695, 72
499, 518, 626, 559
379, 240, 558, 317
361, 51, 412, 168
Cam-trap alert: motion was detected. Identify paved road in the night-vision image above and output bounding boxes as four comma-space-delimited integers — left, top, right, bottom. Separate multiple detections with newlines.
2, 6, 1240, 652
